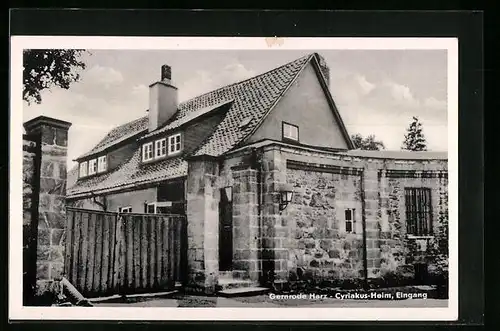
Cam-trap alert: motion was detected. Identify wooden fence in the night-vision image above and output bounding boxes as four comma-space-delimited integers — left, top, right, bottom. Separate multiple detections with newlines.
64, 208, 187, 298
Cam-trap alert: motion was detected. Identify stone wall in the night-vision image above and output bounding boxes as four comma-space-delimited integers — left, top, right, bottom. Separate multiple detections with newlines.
185, 158, 220, 293
23, 116, 72, 302
184, 142, 448, 291
286, 167, 364, 284
23, 135, 40, 303
278, 145, 448, 287
381, 172, 449, 284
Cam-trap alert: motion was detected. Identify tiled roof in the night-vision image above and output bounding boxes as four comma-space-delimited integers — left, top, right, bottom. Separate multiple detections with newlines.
342, 149, 448, 160
67, 149, 188, 197
68, 53, 315, 196
186, 55, 312, 156
141, 99, 234, 140
76, 116, 148, 160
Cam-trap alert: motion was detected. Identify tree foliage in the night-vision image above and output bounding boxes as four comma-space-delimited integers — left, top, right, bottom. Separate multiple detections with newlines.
23, 49, 87, 104
401, 116, 428, 151
351, 133, 385, 150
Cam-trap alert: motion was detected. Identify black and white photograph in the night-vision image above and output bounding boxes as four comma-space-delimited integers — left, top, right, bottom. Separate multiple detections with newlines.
10, 36, 458, 321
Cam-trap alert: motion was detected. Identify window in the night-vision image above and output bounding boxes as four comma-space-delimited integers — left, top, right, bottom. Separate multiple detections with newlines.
118, 206, 132, 213
345, 208, 356, 233
283, 122, 299, 141
142, 142, 153, 161
146, 203, 156, 214
405, 188, 433, 236
168, 133, 182, 154
88, 159, 97, 175
79, 161, 88, 178
145, 201, 172, 214
239, 116, 252, 128
97, 155, 107, 173
155, 138, 167, 158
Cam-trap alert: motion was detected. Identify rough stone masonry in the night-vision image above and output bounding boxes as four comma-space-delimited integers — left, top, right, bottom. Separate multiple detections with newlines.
23, 116, 72, 299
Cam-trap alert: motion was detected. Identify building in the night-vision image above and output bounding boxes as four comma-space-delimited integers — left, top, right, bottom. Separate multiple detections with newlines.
67, 53, 449, 293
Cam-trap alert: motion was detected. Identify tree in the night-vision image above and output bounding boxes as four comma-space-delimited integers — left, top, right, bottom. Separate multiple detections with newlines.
401, 116, 428, 151
351, 133, 385, 150
23, 49, 87, 104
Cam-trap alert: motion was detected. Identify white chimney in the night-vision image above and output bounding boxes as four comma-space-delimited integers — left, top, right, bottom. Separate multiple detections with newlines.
148, 64, 178, 132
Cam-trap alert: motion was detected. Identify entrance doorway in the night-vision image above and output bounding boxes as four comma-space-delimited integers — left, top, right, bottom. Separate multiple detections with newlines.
219, 187, 233, 271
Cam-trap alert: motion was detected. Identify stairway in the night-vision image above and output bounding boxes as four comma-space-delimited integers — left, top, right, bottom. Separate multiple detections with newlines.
217, 271, 269, 297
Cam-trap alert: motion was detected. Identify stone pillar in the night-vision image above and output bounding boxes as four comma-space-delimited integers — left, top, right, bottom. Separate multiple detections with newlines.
23, 116, 72, 298
186, 157, 219, 294
260, 147, 290, 289
232, 168, 260, 281
379, 169, 390, 233
362, 162, 382, 280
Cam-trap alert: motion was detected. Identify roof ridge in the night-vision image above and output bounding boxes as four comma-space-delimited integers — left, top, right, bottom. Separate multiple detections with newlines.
178, 53, 314, 107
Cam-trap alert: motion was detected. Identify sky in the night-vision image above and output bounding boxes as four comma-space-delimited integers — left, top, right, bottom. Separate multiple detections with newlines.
22, 49, 448, 168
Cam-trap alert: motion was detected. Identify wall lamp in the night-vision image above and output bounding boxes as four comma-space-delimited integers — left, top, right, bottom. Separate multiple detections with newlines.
278, 183, 294, 212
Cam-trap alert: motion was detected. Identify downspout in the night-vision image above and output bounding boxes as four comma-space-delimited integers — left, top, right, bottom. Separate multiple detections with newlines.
360, 170, 369, 290
250, 148, 264, 286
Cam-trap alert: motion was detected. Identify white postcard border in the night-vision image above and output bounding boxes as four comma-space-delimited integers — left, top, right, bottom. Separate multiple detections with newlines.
9, 36, 458, 321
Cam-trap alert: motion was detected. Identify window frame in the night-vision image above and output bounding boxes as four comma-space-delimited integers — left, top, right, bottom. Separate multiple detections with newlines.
168, 133, 182, 155
79, 161, 88, 178
97, 155, 107, 173
405, 187, 433, 237
118, 206, 132, 213
142, 142, 154, 162
88, 158, 97, 175
146, 202, 156, 214
344, 208, 356, 234
282, 121, 299, 142
145, 201, 172, 214
155, 138, 167, 158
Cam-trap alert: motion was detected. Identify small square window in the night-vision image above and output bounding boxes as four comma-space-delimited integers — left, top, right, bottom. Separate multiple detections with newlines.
142, 142, 153, 161
155, 138, 167, 158
79, 161, 88, 178
283, 122, 299, 141
97, 155, 107, 173
146, 203, 156, 214
239, 116, 252, 128
88, 159, 97, 175
168, 133, 182, 155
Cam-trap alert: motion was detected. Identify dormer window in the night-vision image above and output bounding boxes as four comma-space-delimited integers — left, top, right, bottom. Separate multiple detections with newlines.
239, 116, 252, 129
142, 133, 182, 163
168, 133, 182, 155
98, 155, 107, 173
79, 161, 88, 178
88, 159, 97, 175
142, 142, 153, 161
155, 138, 167, 158
283, 122, 299, 141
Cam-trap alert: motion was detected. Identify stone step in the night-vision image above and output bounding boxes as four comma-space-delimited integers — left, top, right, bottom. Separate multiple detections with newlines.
218, 278, 256, 290
219, 270, 249, 280
218, 286, 270, 297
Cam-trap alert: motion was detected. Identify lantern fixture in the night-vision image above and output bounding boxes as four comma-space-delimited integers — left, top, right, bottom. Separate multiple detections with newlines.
278, 183, 294, 212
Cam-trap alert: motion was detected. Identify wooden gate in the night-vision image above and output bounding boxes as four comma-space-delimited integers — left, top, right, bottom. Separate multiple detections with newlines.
64, 208, 187, 298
